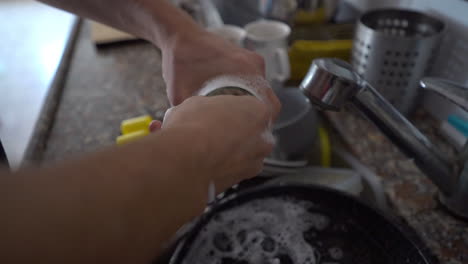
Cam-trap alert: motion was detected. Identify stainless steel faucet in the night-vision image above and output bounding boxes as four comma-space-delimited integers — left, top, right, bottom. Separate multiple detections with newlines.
300, 58, 468, 219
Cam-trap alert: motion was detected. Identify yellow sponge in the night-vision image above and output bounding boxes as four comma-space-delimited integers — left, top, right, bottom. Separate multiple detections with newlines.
120, 115, 152, 135
293, 8, 326, 25
116, 130, 149, 145
289, 40, 352, 80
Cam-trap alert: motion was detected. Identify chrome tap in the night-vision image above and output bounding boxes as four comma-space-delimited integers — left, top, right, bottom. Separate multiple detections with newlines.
300, 58, 468, 219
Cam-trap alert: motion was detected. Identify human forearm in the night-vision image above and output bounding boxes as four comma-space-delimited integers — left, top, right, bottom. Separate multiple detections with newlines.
0, 95, 273, 264
0, 129, 208, 264
38, 0, 279, 108
38, 0, 203, 49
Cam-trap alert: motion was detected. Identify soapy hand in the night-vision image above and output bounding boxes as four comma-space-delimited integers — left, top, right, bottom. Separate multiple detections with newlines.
161, 30, 281, 118
160, 95, 274, 192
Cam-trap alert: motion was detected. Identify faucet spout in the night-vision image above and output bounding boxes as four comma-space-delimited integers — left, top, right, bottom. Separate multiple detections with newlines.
351, 82, 457, 195
301, 58, 464, 216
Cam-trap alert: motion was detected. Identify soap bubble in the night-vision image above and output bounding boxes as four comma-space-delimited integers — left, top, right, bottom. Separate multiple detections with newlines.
181, 197, 330, 264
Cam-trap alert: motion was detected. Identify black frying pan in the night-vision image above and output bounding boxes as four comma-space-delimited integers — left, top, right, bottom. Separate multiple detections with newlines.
168, 184, 437, 264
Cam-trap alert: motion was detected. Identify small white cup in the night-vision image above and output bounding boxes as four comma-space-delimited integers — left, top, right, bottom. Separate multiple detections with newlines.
208, 25, 246, 47
244, 20, 291, 83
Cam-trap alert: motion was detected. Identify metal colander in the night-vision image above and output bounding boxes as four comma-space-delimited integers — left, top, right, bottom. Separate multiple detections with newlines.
352, 9, 445, 114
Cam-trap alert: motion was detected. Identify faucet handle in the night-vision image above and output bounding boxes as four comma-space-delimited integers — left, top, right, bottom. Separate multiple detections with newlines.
422, 77, 468, 171
420, 77, 468, 112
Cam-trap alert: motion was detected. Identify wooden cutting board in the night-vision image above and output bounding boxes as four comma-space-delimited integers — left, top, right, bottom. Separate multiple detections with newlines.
90, 21, 138, 44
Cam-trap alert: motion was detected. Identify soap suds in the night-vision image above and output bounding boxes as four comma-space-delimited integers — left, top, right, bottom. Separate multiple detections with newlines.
181, 196, 341, 264
198, 75, 276, 144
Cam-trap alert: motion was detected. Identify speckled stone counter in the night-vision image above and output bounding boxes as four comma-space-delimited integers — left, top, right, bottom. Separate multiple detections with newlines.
327, 110, 468, 264
33, 22, 468, 263
31, 22, 170, 162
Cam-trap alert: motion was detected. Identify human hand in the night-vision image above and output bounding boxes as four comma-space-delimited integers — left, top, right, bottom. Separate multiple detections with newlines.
160, 29, 280, 116
161, 95, 274, 192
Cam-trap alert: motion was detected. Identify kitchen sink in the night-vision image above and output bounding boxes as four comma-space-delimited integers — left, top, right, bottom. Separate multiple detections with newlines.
151, 119, 428, 264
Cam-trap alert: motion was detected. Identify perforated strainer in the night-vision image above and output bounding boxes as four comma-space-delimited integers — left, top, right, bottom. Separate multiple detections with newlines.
352, 9, 445, 114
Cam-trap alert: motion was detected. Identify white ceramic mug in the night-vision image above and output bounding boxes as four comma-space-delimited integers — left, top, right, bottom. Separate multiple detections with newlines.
208, 25, 246, 47
244, 20, 291, 83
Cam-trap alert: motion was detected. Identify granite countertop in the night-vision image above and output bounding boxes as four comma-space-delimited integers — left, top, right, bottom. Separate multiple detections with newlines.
28, 21, 170, 162
31, 22, 468, 263
327, 110, 468, 264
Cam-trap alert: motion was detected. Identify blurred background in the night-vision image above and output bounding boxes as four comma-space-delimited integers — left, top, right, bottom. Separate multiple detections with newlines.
0, 0, 77, 168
